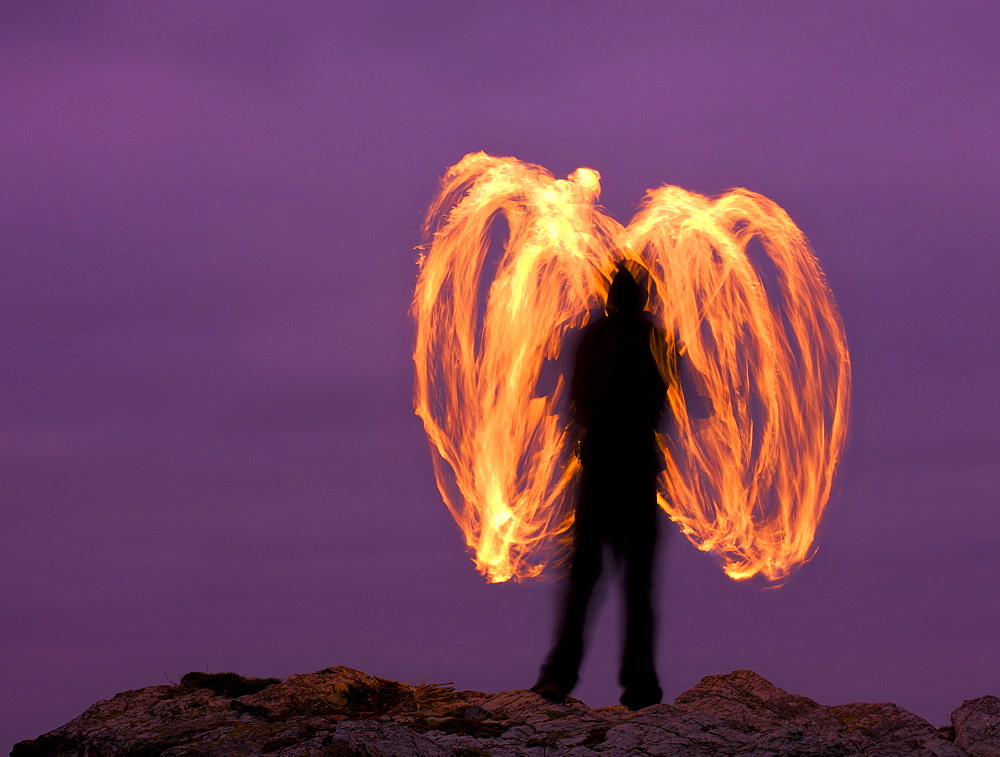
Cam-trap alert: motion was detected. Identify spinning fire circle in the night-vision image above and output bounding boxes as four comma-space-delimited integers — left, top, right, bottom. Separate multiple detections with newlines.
413, 153, 850, 584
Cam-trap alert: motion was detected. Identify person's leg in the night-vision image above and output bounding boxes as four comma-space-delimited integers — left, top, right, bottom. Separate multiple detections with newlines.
534, 469, 605, 699
619, 482, 662, 710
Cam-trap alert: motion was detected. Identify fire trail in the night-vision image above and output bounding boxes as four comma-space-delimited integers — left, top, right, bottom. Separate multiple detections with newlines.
412, 153, 850, 584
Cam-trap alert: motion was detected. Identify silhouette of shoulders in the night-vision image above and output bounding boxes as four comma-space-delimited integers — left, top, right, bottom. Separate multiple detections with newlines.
570, 265, 670, 467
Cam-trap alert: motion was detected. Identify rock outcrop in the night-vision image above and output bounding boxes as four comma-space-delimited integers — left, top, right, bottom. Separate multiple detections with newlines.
11, 667, 998, 756
951, 696, 1000, 756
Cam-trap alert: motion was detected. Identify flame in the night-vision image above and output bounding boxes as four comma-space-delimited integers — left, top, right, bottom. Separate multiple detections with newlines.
412, 153, 850, 583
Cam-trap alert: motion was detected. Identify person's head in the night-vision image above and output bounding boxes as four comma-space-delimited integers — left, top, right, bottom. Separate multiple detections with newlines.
606, 261, 647, 316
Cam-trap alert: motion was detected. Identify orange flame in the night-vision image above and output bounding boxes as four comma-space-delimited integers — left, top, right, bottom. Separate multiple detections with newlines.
412, 153, 850, 583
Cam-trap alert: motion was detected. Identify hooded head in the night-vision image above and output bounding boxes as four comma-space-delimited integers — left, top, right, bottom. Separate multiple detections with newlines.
606, 262, 647, 316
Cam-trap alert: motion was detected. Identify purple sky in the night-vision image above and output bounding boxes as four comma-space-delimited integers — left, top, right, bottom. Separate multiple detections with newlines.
2, 1, 998, 749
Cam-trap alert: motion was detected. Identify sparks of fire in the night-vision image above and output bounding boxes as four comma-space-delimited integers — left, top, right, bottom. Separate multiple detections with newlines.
412, 152, 850, 584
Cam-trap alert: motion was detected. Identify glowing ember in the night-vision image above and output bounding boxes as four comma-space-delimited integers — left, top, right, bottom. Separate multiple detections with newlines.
412, 153, 850, 584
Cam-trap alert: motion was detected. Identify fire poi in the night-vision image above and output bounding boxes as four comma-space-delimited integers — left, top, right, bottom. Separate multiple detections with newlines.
412, 153, 850, 584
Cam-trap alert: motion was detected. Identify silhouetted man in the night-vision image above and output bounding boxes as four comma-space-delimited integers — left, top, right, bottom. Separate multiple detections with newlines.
533, 262, 669, 711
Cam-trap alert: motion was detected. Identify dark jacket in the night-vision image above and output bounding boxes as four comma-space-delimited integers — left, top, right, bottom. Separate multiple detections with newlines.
571, 268, 669, 472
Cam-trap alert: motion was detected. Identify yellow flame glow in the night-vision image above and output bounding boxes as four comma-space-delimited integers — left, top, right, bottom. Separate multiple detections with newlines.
412, 153, 850, 583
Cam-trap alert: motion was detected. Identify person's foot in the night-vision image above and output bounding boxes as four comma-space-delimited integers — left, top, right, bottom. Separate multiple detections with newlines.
530, 680, 568, 704
620, 684, 662, 711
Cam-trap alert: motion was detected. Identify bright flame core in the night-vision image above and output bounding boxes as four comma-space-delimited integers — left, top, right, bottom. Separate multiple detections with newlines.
413, 153, 850, 584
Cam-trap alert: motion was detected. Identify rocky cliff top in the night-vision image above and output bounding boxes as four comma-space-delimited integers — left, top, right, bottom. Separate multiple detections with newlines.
12, 666, 999, 756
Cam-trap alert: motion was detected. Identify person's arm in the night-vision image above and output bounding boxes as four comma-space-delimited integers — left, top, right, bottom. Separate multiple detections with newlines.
571, 327, 598, 430
675, 344, 713, 420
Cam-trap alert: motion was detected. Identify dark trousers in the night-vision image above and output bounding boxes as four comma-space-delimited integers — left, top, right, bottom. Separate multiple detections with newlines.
538, 461, 661, 703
